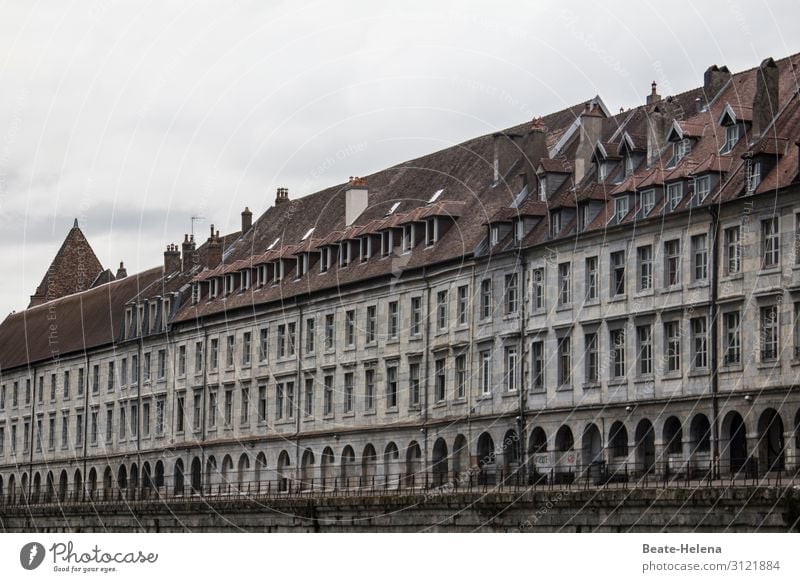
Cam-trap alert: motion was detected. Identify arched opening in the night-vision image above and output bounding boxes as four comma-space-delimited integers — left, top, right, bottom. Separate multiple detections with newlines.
45, 472, 54, 503
609, 422, 628, 458
689, 414, 712, 476
795, 409, 800, 450
190, 457, 202, 494
155, 461, 165, 490
722, 411, 748, 474
117, 465, 128, 497
384, 442, 400, 489
758, 408, 785, 471
237, 454, 250, 492
21, 473, 28, 504
0, 475, 3, 503
174, 459, 185, 496
8, 474, 16, 504
452, 435, 469, 483
554, 425, 575, 483
255, 453, 267, 488
362, 444, 377, 486
73, 469, 82, 502
220, 455, 233, 493
32, 472, 41, 504
476, 432, 496, 485
301, 449, 315, 490
129, 463, 139, 498
142, 462, 153, 498
87, 468, 98, 500
103, 466, 113, 500
205, 456, 217, 495
528, 427, 548, 484
58, 470, 68, 502
432, 438, 449, 486
340, 446, 356, 488
634, 419, 655, 475
502, 429, 521, 482
663, 416, 683, 457
277, 450, 291, 492
405, 441, 422, 487
320, 447, 336, 489
582, 424, 603, 481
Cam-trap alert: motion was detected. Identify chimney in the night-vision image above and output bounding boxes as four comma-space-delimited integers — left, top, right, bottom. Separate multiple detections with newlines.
116, 261, 127, 279
241, 206, 253, 233
206, 225, 222, 268
344, 177, 368, 226
522, 118, 548, 183
752, 57, 779, 138
275, 187, 290, 205
646, 81, 661, 105
181, 234, 197, 273
703, 65, 731, 102
646, 105, 669, 167
574, 102, 604, 183
164, 244, 181, 274
492, 132, 521, 185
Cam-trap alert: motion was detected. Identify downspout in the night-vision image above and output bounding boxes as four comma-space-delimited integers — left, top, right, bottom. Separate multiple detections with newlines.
82, 351, 90, 502
295, 302, 303, 477
201, 320, 209, 493
517, 252, 528, 482
421, 266, 431, 471
27, 364, 37, 502
709, 204, 721, 478
467, 262, 477, 467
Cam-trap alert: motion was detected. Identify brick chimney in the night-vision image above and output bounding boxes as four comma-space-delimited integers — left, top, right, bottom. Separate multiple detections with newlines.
206, 225, 222, 269
752, 57, 779, 138
241, 207, 253, 233
703, 65, 731, 102
344, 177, 368, 226
574, 102, 604, 183
164, 244, 181, 274
646, 81, 661, 105
522, 118, 548, 184
275, 187, 290, 205
646, 104, 669, 167
116, 261, 127, 279
181, 234, 197, 273
492, 132, 521, 184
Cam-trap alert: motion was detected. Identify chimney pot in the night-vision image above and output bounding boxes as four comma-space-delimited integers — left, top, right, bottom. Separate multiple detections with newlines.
116, 261, 127, 279
647, 81, 661, 105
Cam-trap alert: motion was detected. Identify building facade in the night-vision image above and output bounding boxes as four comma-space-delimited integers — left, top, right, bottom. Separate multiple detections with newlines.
1, 54, 800, 504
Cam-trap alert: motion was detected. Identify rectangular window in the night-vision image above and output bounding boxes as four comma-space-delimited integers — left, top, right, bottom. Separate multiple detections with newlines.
130, 404, 139, 438
637, 245, 653, 291
434, 358, 447, 401
641, 189, 655, 216
724, 226, 741, 275
665, 321, 681, 373
210, 338, 219, 370
388, 301, 399, 339
504, 347, 517, 392
275, 384, 284, 420
142, 401, 150, 437
505, 273, 519, 314
287, 323, 296, 356
120, 404, 127, 439
637, 325, 653, 376
277, 325, 286, 358
667, 182, 683, 210
585, 332, 598, 383
192, 394, 201, 431
92, 364, 100, 394
762, 216, 780, 268
695, 175, 711, 202
346, 310, 356, 346
178, 345, 186, 376
411, 297, 422, 336
480, 350, 491, 395
90, 410, 98, 444
50, 415, 57, 449
531, 341, 544, 390
692, 234, 708, 281
410, 362, 421, 406
365, 368, 375, 411
195, 341, 204, 373
258, 385, 267, 423
305, 318, 315, 353
386, 365, 398, 408
455, 354, 466, 399
344, 372, 354, 413
610, 328, 626, 378
155, 397, 165, 435
557, 335, 571, 386
480, 278, 492, 319
366, 306, 376, 343
611, 250, 626, 296
157, 349, 166, 379
259, 328, 269, 362
78, 368, 84, 395
533, 269, 544, 310
457, 285, 469, 324
723, 311, 741, 366
242, 332, 252, 366
585, 256, 598, 300
722, 124, 739, 153
325, 314, 335, 349
557, 263, 571, 305
691, 317, 708, 369
176, 395, 185, 433
614, 196, 629, 221
664, 239, 681, 286
224, 389, 233, 426
761, 305, 779, 361
437, 291, 449, 330
286, 381, 294, 418
304, 378, 313, 417
75, 413, 83, 446
207, 391, 216, 428
62, 413, 69, 447
143, 353, 151, 381
324, 375, 333, 416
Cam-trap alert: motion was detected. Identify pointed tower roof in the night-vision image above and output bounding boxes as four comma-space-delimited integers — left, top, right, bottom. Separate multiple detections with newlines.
28, 219, 104, 308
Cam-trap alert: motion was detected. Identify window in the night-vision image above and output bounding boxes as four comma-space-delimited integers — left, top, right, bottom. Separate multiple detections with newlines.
761, 305, 779, 361
641, 189, 655, 216
346, 310, 356, 346
664, 239, 681, 286
158, 349, 166, 379
624, 154, 634, 176
324, 375, 333, 416
673, 138, 691, 164
667, 182, 683, 210
585, 257, 598, 300
344, 373, 354, 413
92, 365, 99, 393
637, 245, 653, 290
723, 311, 741, 366
514, 218, 525, 242
637, 325, 653, 376
480, 350, 491, 395
505, 347, 517, 392
178, 345, 186, 376
176, 395, 185, 433
550, 211, 561, 237
277, 325, 286, 358
304, 378, 313, 416
305, 318, 315, 354
695, 175, 711, 202
557, 335, 571, 387
365, 368, 376, 411
210, 338, 219, 370
435, 358, 446, 401
425, 218, 438, 246
722, 123, 739, 153
480, 278, 492, 319
381, 231, 392, 257
691, 234, 708, 281
62, 412, 69, 447
275, 384, 284, 420
224, 389, 233, 426
50, 374, 56, 401
325, 314, 335, 349
584, 332, 598, 383
143, 353, 151, 382
691, 317, 708, 369
538, 176, 546, 201
258, 385, 267, 423
320, 247, 330, 273
665, 321, 681, 373
242, 332, 252, 366
724, 226, 741, 275
532, 341, 544, 390
50, 414, 56, 449
533, 269, 545, 309
505, 273, 519, 314
762, 216, 780, 268
580, 205, 592, 230
388, 301, 399, 339
207, 391, 217, 428
411, 297, 422, 336
193, 393, 201, 431
614, 196, 629, 221
195, 341, 203, 373
402, 224, 413, 252
455, 354, 466, 399
558, 263, 571, 306
287, 323, 296, 356
90, 411, 98, 444
386, 365, 398, 408
286, 382, 294, 419
76, 413, 84, 446
610, 328, 626, 378
142, 401, 151, 437
437, 291, 449, 330
490, 225, 499, 247
366, 306, 376, 343
457, 285, 468, 325
611, 250, 626, 296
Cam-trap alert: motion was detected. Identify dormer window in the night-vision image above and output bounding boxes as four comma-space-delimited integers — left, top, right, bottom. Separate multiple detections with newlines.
722, 124, 740, 154
191, 283, 200, 305
163, 298, 170, 329
550, 212, 561, 238
641, 189, 655, 216
624, 154, 634, 176
274, 260, 284, 283
672, 139, 691, 165
381, 231, 391, 257
339, 241, 351, 267
224, 274, 234, 295
257, 265, 267, 286
125, 307, 134, 336
745, 159, 762, 192
425, 218, 438, 246
514, 219, 524, 243
149, 302, 157, 333
241, 270, 251, 290
537, 176, 547, 201
694, 175, 711, 202
210, 279, 219, 299
579, 205, 591, 231
402, 224, 413, 253
490, 225, 500, 246
598, 162, 607, 183
296, 254, 307, 278
614, 196, 629, 221
667, 182, 683, 211
320, 247, 330, 273
360, 237, 370, 262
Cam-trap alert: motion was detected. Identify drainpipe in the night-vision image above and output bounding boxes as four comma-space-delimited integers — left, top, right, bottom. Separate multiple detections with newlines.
709, 205, 721, 478
295, 302, 303, 478
421, 266, 431, 472
82, 352, 90, 502
201, 321, 209, 493
517, 252, 528, 482
467, 262, 477, 468
27, 364, 37, 502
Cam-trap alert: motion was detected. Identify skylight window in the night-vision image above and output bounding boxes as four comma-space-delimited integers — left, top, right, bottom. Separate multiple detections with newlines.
385, 201, 400, 216
428, 189, 444, 204
301, 227, 315, 241
267, 237, 280, 250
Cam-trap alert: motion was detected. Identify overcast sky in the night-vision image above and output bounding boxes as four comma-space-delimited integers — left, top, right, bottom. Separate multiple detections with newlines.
0, 0, 798, 315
